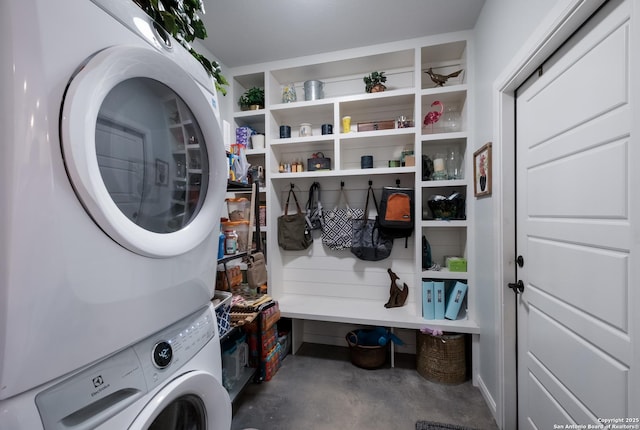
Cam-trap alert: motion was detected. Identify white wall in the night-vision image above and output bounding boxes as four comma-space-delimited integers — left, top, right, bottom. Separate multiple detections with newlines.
472, 0, 573, 426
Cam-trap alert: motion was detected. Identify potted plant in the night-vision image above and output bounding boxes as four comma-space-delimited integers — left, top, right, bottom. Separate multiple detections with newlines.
238, 87, 265, 110
363, 71, 387, 93
132, 0, 229, 96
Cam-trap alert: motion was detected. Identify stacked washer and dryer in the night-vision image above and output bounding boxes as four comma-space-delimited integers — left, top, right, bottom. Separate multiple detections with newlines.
0, 0, 232, 428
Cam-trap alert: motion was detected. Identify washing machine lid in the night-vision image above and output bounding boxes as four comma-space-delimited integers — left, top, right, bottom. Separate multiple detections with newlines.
130, 370, 231, 430
60, 45, 226, 258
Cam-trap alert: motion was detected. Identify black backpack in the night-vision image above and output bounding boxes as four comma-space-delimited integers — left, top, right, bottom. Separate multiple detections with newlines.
377, 184, 414, 247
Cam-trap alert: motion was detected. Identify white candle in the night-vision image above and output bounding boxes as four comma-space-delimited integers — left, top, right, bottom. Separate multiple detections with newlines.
434, 158, 445, 172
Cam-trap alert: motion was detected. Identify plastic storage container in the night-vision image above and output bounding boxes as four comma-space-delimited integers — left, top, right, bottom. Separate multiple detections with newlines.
226, 198, 251, 221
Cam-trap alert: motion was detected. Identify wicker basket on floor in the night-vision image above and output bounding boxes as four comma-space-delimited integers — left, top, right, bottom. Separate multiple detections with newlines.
416, 332, 468, 384
346, 330, 388, 369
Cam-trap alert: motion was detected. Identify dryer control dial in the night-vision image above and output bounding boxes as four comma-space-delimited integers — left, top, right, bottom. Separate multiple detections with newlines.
152, 341, 173, 368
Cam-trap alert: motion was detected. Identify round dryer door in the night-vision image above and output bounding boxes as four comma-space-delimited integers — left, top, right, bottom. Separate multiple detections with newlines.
60, 45, 227, 257
130, 370, 232, 430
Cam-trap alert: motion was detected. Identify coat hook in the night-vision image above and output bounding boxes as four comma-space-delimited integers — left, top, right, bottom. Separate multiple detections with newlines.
340, 181, 345, 189
290, 182, 295, 189
368, 180, 373, 186
396, 178, 401, 187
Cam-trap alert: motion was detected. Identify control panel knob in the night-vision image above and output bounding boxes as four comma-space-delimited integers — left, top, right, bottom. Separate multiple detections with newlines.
152, 341, 173, 369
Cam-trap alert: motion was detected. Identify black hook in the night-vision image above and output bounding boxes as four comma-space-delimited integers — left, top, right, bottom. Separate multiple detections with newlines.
368, 180, 372, 186
290, 183, 295, 190
340, 181, 344, 189
395, 178, 401, 187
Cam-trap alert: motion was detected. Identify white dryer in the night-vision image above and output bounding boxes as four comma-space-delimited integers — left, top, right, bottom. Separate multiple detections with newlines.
0, 0, 228, 404
0, 304, 232, 430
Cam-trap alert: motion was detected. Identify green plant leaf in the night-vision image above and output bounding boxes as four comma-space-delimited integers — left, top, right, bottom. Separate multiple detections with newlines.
133, 0, 229, 95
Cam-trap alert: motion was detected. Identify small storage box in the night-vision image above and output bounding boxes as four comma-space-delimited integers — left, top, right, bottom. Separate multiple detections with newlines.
357, 119, 396, 132
307, 157, 331, 171
446, 257, 467, 272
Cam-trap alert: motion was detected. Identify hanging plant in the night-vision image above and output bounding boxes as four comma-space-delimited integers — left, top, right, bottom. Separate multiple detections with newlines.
133, 0, 229, 96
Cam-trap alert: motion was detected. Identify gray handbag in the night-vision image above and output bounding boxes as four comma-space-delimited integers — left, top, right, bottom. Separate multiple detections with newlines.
278, 188, 313, 250
350, 185, 393, 261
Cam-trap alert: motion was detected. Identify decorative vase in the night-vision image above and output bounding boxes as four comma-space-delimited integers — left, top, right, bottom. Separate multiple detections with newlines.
282, 83, 297, 103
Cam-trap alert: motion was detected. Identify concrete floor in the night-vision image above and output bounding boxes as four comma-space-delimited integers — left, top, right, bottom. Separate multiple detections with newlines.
230, 343, 499, 430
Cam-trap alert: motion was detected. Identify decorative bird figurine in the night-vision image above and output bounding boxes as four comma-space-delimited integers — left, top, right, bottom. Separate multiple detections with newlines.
424, 67, 463, 87
385, 268, 408, 308
423, 100, 444, 130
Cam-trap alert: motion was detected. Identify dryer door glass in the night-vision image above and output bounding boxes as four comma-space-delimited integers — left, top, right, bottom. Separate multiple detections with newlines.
96, 78, 209, 233
61, 46, 226, 257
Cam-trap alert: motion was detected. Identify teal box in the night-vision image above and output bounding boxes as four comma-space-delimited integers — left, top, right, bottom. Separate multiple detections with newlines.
422, 281, 435, 320
445, 281, 468, 320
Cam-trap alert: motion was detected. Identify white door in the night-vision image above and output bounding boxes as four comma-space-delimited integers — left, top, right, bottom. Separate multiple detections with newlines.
515, 0, 638, 426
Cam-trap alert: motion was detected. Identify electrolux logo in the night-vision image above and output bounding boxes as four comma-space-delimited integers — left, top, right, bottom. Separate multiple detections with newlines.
90, 375, 110, 397
92, 375, 104, 388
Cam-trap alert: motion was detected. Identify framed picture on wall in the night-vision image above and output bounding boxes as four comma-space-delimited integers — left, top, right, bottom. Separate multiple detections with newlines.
155, 159, 169, 186
473, 142, 492, 197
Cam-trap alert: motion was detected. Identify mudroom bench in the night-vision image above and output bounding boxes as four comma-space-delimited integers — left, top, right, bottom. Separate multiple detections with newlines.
277, 294, 480, 368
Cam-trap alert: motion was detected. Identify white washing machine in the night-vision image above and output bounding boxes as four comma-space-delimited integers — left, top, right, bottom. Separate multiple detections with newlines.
0, 0, 229, 411
0, 303, 232, 429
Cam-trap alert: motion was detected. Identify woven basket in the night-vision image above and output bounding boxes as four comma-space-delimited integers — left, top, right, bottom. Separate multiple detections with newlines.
345, 331, 388, 369
416, 332, 468, 384
213, 291, 233, 338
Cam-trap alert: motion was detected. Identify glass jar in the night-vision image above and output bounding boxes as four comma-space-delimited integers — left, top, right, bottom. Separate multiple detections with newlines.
224, 230, 238, 255
282, 83, 297, 103
442, 106, 461, 132
446, 149, 461, 180
432, 153, 447, 180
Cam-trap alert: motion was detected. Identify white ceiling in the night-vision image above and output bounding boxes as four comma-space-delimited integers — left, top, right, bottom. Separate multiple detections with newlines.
199, 0, 486, 69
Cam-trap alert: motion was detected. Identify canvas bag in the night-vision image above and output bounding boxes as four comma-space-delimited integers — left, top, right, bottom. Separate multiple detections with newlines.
278, 187, 313, 250
350, 185, 393, 261
378, 186, 414, 247
305, 181, 324, 231
322, 186, 364, 250
247, 252, 267, 289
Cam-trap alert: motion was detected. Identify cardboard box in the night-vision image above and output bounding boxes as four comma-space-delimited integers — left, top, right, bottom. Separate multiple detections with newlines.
404, 155, 416, 167
357, 120, 396, 132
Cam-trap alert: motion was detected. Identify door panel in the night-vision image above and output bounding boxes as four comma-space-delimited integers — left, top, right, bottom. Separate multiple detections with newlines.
528, 238, 628, 330
527, 139, 628, 218
529, 308, 628, 417
515, 0, 636, 426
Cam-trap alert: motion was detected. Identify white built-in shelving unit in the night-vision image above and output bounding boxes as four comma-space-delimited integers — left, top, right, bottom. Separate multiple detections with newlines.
229, 33, 476, 355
